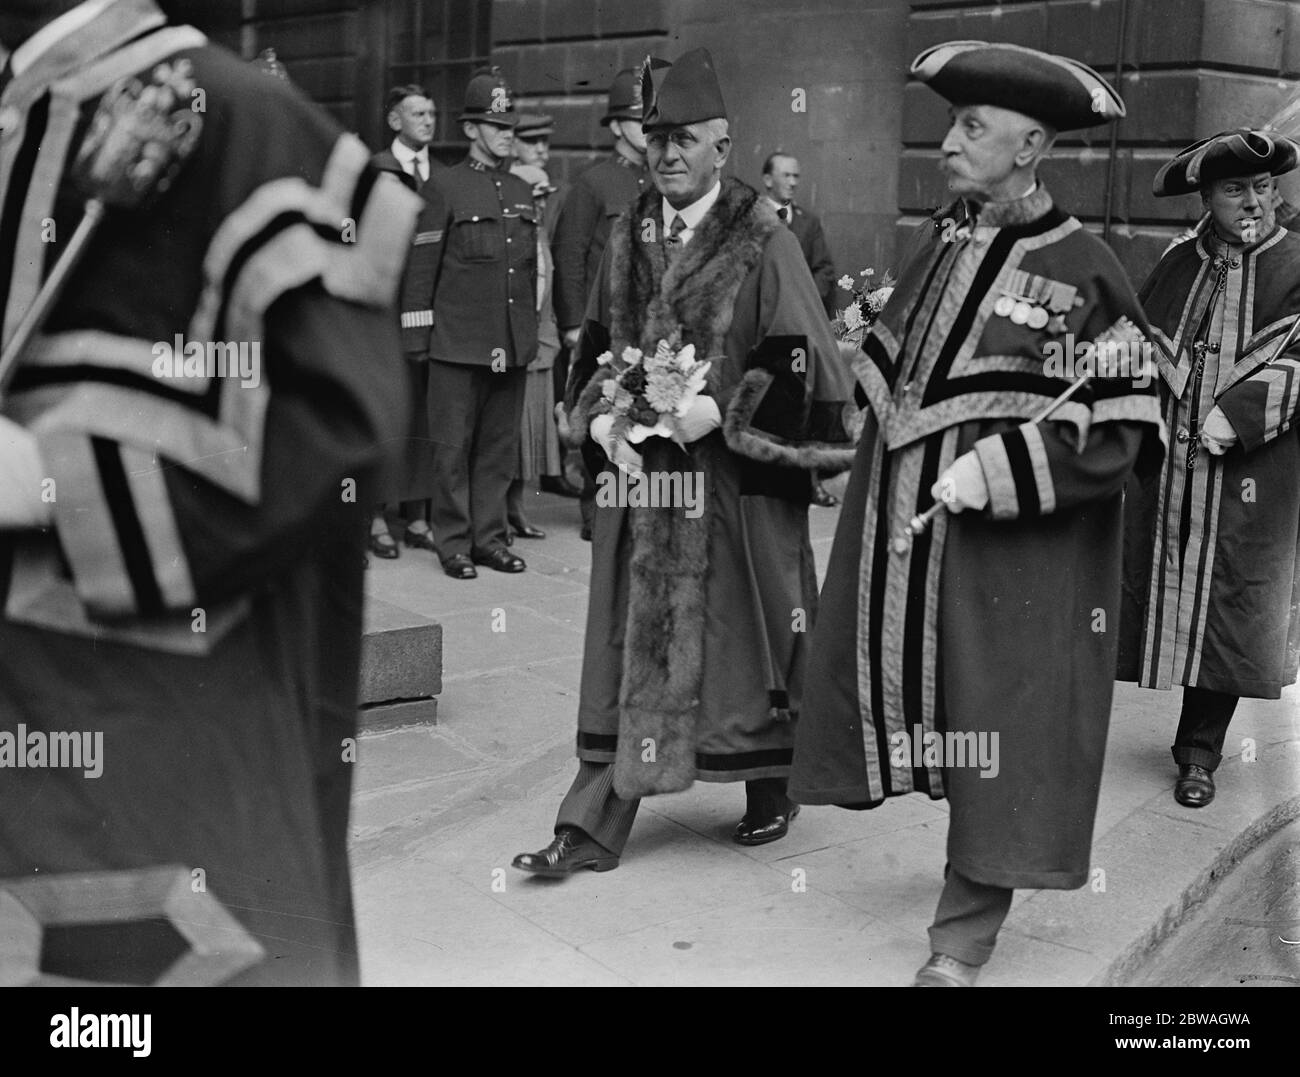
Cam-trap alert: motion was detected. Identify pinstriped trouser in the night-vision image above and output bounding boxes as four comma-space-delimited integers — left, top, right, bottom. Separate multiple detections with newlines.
555, 761, 791, 857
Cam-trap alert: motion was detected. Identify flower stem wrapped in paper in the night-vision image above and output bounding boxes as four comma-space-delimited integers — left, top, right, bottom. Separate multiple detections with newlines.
590, 336, 713, 473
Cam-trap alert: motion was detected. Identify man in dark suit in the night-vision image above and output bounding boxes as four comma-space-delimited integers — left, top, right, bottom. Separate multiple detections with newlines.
761, 152, 838, 317
422, 69, 539, 579
763, 151, 842, 506
368, 84, 442, 561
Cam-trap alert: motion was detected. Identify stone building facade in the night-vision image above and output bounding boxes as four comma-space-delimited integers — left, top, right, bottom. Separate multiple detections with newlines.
195, 0, 1299, 287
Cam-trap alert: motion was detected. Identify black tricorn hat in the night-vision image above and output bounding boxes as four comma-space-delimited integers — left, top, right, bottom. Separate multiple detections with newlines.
1153, 129, 1300, 196
640, 48, 727, 128
911, 40, 1124, 131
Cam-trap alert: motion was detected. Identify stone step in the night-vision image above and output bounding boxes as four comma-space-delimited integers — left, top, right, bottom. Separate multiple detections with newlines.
358, 595, 441, 731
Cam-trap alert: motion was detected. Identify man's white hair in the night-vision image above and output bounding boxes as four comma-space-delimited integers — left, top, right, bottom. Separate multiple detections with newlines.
699, 117, 730, 144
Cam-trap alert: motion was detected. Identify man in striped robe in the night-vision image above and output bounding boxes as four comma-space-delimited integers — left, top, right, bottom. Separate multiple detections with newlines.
1119, 130, 1300, 811
789, 41, 1165, 986
0, 0, 419, 984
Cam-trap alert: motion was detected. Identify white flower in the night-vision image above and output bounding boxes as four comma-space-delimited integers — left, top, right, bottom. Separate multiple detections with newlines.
620, 346, 643, 367
859, 267, 875, 278
595, 350, 614, 366
837, 274, 854, 291
601, 379, 617, 400
841, 303, 865, 331
672, 342, 696, 371
865, 286, 893, 314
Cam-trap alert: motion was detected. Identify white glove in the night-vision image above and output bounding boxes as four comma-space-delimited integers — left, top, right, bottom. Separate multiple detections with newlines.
1200, 405, 1237, 455
0, 415, 54, 529
590, 413, 643, 475
930, 451, 989, 513
672, 395, 722, 444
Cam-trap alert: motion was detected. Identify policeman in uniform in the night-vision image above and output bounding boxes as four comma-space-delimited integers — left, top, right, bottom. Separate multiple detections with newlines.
551, 68, 650, 534
423, 69, 539, 579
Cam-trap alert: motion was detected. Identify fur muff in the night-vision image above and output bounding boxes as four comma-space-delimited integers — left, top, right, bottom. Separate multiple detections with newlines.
722, 369, 858, 475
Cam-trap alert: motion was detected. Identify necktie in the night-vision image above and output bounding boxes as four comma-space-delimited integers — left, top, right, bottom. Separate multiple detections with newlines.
416, 156, 428, 184
778, 204, 790, 224
664, 214, 686, 260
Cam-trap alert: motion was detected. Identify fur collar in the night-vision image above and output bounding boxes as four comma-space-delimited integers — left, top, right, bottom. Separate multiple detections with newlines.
606, 176, 780, 378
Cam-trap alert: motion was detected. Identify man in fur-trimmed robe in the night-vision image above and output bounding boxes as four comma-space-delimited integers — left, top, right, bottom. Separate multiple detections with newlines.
787, 41, 1165, 986
511, 48, 854, 878
1119, 130, 1300, 811
0, 0, 419, 985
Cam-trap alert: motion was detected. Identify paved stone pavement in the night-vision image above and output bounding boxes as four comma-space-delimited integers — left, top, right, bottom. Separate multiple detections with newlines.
351, 482, 1300, 987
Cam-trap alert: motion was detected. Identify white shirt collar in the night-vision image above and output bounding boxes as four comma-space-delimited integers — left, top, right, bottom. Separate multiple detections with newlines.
10, 0, 113, 76
662, 180, 721, 239
390, 138, 429, 170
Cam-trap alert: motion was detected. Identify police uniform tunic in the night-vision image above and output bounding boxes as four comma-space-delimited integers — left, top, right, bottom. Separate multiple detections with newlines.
422, 157, 539, 557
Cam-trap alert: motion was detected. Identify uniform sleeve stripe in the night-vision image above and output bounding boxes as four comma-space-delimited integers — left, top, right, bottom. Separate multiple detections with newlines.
120, 445, 196, 611
1020, 421, 1056, 515
92, 437, 165, 617
400, 310, 433, 328
974, 431, 1020, 519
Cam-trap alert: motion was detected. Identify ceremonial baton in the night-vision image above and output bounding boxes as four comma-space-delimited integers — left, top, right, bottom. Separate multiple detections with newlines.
0, 61, 202, 402
893, 316, 1144, 553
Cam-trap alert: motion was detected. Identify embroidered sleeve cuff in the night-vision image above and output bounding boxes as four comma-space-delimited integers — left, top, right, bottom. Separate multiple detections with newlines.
1217, 362, 1300, 452
974, 422, 1056, 520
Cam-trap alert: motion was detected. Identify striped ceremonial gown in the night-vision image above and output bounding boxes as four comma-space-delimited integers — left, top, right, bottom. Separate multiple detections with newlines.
790, 185, 1165, 889
0, 0, 419, 984
1120, 225, 1300, 699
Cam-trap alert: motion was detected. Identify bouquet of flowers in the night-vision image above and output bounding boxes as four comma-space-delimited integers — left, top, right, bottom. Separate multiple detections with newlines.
832, 267, 895, 346
593, 337, 712, 458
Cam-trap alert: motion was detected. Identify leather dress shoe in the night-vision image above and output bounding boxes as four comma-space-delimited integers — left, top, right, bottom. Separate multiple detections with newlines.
1174, 763, 1215, 807
733, 803, 800, 846
811, 485, 840, 508
580, 525, 593, 542
511, 826, 619, 877
510, 522, 547, 539
473, 547, 526, 573
913, 953, 980, 987
441, 554, 477, 580
539, 475, 582, 498
368, 531, 400, 559
403, 527, 438, 552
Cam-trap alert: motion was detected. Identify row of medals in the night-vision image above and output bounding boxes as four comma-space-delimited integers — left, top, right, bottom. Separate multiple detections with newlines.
992, 293, 1051, 329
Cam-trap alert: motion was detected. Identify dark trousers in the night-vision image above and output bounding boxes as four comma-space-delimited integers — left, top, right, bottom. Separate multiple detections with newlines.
427, 361, 526, 558
927, 866, 1014, 967
1172, 685, 1240, 770
555, 760, 791, 857
373, 500, 429, 528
